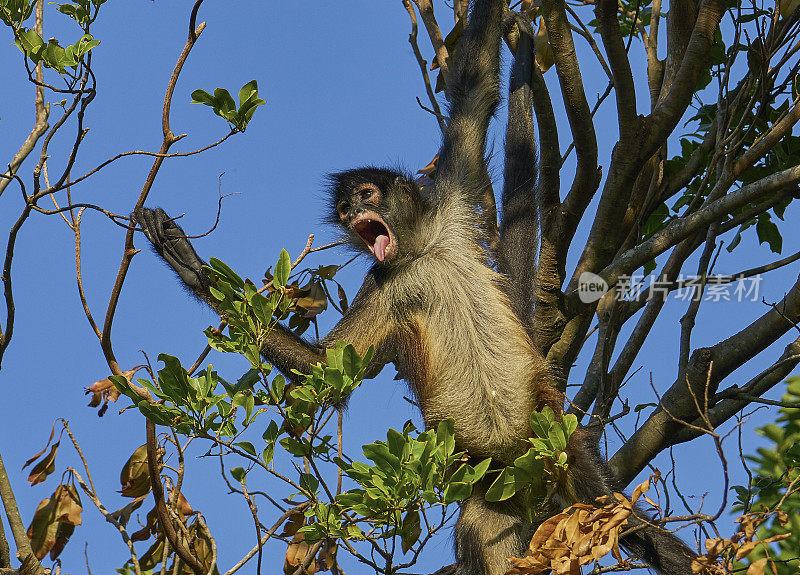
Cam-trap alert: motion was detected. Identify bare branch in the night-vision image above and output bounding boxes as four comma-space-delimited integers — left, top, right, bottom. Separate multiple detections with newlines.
0, 451, 46, 574
611, 274, 800, 485
0, 0, 49, 198
101, 21, 208, 373
647, 0, 725, 153
147, 421, 205, 574
411, 0, 450, 83
404, 0, 446, 133
542, 0, 601, 226
594, 166, 800, 289
595, 0, 637, 138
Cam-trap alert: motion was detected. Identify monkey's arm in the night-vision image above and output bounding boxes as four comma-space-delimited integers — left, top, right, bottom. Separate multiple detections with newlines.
133, 208, 391, 377
432, 0, 503, 207
498, 15, 538, 327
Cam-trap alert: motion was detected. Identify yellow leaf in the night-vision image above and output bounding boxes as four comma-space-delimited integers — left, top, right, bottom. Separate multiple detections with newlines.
746, 557, 768, 575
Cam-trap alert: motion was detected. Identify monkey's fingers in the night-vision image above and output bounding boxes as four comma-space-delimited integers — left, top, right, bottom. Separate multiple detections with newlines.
132, 207, 208, 292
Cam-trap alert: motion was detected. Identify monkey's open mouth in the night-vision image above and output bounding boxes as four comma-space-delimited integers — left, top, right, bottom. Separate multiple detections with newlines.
352, 214, 397, 262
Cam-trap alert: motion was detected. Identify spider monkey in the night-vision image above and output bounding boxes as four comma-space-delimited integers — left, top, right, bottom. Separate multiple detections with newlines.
133, 1, 698, 573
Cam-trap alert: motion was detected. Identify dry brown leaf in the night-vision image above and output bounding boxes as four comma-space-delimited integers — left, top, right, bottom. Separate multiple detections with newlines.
746, 557, 768, 575
280, 510, 305, 537
130, 506, 159, 542
27, 497, 58, 560
736, 540, 759, 560
507, 495, 632, 574
53, 484, 82, 526
535, 19, 553, 72
173, 490, 195, 519
285, 533, 316, 575
704, 537, 733, 556
22, 422, 58, 471
315, 539, 338, 572
761, 533, 791, 545
26, 442, 59, 486
119, 444, 152, 498
86, 368, 140, 416
737, 514, 759, 541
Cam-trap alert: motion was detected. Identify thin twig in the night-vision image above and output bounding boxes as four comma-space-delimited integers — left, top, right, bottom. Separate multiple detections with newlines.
101, 20, 208, 373
404, 0, 446, 132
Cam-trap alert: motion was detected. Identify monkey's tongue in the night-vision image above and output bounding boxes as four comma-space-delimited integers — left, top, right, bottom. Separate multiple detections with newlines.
373, 234, 390, 262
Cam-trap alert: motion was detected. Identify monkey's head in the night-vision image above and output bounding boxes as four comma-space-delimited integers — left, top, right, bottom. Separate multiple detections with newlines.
326, 168, 426, 265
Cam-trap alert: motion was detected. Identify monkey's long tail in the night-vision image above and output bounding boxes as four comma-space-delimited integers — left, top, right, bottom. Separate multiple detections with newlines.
620, 511, 698, 575
569, 433, 698, 574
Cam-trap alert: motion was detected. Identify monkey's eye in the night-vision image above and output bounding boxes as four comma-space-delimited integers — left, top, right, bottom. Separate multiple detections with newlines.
337, 200, 350, 216
360, 187, 376, 201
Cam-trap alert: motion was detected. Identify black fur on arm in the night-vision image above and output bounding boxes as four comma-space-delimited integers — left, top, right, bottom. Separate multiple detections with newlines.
498, 13, 538, 329
132, 207, 325, 378
432, 0, 504, 207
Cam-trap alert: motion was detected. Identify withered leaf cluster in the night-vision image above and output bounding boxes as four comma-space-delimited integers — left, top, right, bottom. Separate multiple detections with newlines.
690, 512, 792, 575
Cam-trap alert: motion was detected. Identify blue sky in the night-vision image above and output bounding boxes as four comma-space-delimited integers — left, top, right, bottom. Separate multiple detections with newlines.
0, 1, 798, 573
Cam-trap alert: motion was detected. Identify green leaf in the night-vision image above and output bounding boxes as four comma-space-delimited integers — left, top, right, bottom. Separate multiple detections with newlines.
15, 27, 45, 62
634, 402, 658, 412
513, 448, 544, 485
386, 428, 405, 458
231, 467, 246, 482
274, 249, 291, 289
436, 419, 456, 457
109, 374, 136, 400
233, 441, 256, 456
561, 414, 578, 439
443, 481, 471, 504
400, 509, 421, 554
469, 457, 492, 482
485, 467, 519, 502
341, 344, 360, 379
0, 0, 34, 25
271, 374, 286, 403
208, 258, 245, 289
548, 426, 567, 452
280, 437, 310, 457
213, 87, 235, 114
299, 473, 319, 494
137, 401, 178, 426
157, 354, 191, 405
232, 391, 254, 423
362, 442, 401, 476
238, 80, 259, 107
251, 292, 277, 325
323, 367, 344, 393
191, 89, 215, 106
530, 408, 553, 439
756, 214, 783, 254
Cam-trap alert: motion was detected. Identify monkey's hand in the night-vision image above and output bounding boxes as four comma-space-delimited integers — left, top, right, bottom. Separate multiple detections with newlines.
132, 207, 208, 294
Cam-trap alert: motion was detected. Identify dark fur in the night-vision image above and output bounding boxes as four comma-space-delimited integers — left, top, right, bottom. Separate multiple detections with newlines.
133, 1, 697, 573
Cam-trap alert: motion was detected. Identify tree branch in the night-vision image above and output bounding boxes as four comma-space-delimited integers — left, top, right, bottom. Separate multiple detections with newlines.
101, 21, 207, 373
593, 165, 800, 290
0, 0, 49, 198
610, 272, 800, 485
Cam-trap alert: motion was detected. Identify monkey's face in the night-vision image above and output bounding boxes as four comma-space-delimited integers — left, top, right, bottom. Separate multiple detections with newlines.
335, 183, 398, 262
327, 168, 425, 265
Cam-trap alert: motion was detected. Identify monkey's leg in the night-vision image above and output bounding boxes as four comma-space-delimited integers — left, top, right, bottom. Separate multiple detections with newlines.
453, 486, 529, 575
